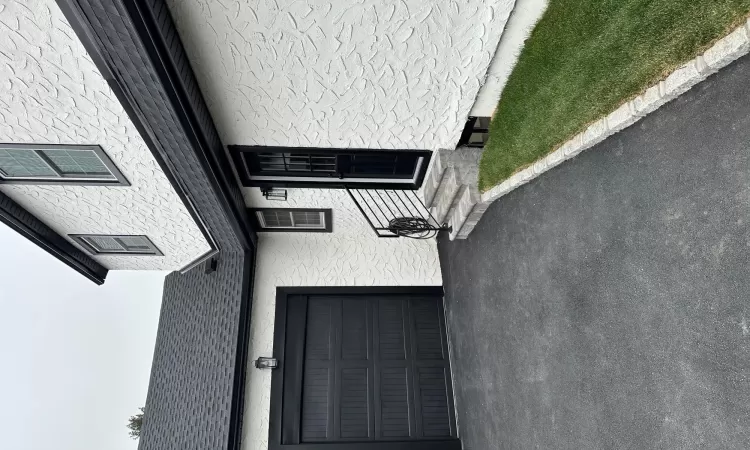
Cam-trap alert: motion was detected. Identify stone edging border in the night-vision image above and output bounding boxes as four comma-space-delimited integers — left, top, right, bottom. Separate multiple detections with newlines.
456, 19, 750, 238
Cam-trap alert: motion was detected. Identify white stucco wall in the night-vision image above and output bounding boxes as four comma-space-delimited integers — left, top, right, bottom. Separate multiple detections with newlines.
470, 0, 548, 116
167, 0, 515, 150
0, 1, 210, 270
241, 187, 442, 450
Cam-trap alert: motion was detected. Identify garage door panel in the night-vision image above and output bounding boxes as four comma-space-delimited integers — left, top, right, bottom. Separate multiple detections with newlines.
379, 366, 413, 438
410, 297, 447, 360
335, 359, 375, 441
274, 288, 458, 449
341, 298, 370, 360
305, 298, 335, 361
415, 366, 452, 438
338, 367, 372, 439
301, 364, 333, 442
377, 299, 408, 361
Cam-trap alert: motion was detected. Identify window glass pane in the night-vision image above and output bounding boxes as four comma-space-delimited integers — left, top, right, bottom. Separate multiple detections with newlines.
349, 154, 402, 175
279, 212, 294, 227
468, 132, 488, 145
77, 235, 159, 254
117, 236, 152, 251
85, 236, 125, 251
310, 155, 336, 172
291, 211, 324, 228
256, 152, 336, 173
257, 153, 286, 171
259, 211, 275, 227
286, 154, 311, 171
260, 210, 293, 228
0, 148, 58, 178
469, 117, 490, 147
39, 149, 113, 178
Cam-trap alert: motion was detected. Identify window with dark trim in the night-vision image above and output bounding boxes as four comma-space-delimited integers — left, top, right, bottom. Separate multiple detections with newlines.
457, 116, 491, 148
229, 146, 432, 190
0, 144, 129, 185
70, 234, 163, 255
250, 208, 332, 232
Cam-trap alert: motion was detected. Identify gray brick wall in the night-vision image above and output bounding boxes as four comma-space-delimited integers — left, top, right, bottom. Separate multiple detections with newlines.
139, 250, 250, 450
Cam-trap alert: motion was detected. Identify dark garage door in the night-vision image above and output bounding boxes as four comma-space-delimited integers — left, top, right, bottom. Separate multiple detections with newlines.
269, 287, 459, 450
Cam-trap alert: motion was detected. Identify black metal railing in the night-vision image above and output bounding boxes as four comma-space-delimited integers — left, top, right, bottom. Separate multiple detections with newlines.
347, 188, 451, 239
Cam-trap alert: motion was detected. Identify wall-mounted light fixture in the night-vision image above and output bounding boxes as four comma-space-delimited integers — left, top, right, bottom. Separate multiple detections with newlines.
261, 187, 287, 201
254, 356, 278, 370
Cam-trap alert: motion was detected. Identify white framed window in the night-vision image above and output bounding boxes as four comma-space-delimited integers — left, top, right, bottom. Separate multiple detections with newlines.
0, 144, 129, 185
251, 208, 332, 232
71, 234, 163, 255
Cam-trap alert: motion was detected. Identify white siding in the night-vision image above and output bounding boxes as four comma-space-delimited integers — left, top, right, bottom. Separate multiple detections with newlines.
167, 0, 516, 150
0, 1, 210, 270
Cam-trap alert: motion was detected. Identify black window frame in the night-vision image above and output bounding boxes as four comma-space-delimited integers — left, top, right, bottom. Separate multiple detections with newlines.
70, 234, 163, 256
456, 116, 490, 148
249, 208, 333, 233
0, 143, 129, 186
229, 146, 432, 190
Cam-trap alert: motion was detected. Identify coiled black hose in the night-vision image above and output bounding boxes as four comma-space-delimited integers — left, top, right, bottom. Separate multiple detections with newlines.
387, 217, 438, 239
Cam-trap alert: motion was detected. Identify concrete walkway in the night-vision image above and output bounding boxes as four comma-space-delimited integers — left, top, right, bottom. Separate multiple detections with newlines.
439, 54, 750, 449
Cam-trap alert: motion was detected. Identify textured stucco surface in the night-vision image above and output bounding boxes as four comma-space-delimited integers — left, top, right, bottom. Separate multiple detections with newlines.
166, 0, 515, 149
0, 1, 210, 270
241, 188, 442, 450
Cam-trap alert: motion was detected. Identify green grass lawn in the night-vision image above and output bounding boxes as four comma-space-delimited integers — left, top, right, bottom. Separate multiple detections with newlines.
479, 0, 750, 191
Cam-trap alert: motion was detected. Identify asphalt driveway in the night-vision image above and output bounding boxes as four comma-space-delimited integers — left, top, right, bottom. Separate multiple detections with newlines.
439, 54, 750, 449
